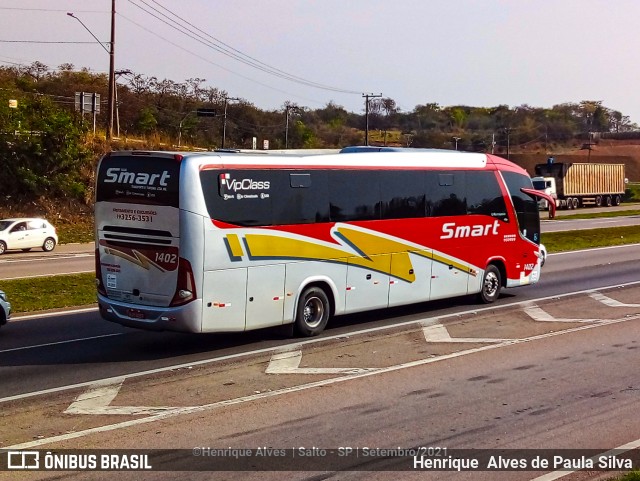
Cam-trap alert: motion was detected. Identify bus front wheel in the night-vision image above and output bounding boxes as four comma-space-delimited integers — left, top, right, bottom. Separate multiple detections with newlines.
295, 286, 330, 337
477, 265, 502, 304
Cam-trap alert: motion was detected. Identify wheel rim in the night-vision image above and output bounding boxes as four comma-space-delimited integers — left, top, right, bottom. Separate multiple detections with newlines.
303, 296, 324, 329
0, 243, 5, 254
483, 271, 499, 298
44, 239, 54, 251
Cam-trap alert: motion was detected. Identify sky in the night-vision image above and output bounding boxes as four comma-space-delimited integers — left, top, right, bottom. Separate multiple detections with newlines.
1, 0, 639, 124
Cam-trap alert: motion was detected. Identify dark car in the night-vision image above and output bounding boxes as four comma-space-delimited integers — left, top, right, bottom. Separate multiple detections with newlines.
0, 290, 10, 328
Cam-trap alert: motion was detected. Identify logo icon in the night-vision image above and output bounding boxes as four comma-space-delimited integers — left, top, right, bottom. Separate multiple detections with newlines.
8, 451, 40, 470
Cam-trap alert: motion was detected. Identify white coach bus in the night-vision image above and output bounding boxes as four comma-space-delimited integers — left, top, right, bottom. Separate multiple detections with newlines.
95, 147, 553, 336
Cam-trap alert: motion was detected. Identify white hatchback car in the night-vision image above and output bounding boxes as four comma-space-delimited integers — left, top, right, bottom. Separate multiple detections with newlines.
0, 218, 58, 254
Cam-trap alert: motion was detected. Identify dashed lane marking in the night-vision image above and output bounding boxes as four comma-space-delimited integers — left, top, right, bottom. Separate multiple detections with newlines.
588, 290, 640, 308
265, 350, 378, 375
523, 304, 600, 323
64, 378, 183, 416
421, 322, 511, 343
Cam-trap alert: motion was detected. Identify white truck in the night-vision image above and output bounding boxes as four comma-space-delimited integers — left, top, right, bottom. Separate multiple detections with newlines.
532, 162, 626, 210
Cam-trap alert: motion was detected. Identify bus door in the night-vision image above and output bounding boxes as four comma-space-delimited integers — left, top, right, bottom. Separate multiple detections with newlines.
427, 172, 471, 300
429, 252, 470, 300
388, 250, 432, 307
345, 254, 390, 312
501, 171, 542, 281
246, 264, 286, 329
201, 268, 247, 331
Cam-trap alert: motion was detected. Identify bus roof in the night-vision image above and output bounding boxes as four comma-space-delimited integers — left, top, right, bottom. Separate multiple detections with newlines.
106, 148, 527, 172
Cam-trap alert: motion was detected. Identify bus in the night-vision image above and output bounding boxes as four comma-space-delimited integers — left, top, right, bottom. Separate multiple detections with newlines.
95, 147, 555, 336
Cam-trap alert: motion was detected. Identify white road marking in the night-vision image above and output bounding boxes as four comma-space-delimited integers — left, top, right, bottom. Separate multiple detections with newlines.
422, 322, 510, 343
588, 290, 640, 307
65, 378, 181, 416
2, 270, 93, 280
523, 304, 600, 323
0, 254, 93, 264
547, 243, 640, 256
0, 333, 122, 354
265, 350, 377, 375
6, 311, 640, 450
10, 306, 97, 321
529, 438, 640, 481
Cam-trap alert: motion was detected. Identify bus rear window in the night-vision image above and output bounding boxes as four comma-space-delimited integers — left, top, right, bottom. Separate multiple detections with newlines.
96, 156, 181, 207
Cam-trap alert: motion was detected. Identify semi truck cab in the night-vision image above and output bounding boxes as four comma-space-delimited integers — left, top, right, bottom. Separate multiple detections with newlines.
532, 176, 556, 210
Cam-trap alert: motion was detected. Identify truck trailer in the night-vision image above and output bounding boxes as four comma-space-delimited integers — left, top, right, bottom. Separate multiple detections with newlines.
532, 162, 626, 209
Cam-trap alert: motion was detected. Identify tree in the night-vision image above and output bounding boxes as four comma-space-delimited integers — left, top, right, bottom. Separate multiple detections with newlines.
137, 107, 158, 134
0, 92, 92, 200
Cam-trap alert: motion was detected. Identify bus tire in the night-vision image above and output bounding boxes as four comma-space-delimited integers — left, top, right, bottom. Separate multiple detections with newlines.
294, 286, 330, 337
477, 265, 501, 304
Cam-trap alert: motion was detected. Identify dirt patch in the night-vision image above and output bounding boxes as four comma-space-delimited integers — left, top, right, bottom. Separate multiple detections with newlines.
509, 139, 640, 181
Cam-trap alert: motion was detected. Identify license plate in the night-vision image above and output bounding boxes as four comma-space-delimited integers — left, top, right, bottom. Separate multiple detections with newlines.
127, 308, 145, 319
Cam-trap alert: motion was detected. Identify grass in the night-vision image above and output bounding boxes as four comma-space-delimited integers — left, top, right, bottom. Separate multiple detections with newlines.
542, 225, 640, 252
5, 273, 96, 313
555, 209, 640, 220
55, 217, 94, 244
609, 472, 640, 481
2, 224, 639, 314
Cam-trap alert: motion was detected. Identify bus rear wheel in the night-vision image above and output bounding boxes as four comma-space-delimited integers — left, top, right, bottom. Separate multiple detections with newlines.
295, 286, 330, 337
477, 265, 502, 304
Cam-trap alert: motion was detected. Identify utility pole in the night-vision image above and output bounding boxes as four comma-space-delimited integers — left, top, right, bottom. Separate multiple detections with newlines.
222, 97, 240, 149
66, 6, 115, 140
285, 105, 300, 149
114, 69, 132, 138
107, 0, 116, 140
362, 93, 382, 146
503, 127, 513, 159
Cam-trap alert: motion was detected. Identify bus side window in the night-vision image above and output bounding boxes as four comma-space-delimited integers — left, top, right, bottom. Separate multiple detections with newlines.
379, 170, 426, 219
428, 172, 466, 217
272, 171, 329, 225
329, 171, 380, 222
466, 171, 509, 221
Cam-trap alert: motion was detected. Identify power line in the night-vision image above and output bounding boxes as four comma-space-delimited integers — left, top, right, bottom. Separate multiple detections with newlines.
117, 14, 325, 106
126, 0, 361, 95
0, 40, 101, 44
0, 7, 106, 12
146, 0, 360, 94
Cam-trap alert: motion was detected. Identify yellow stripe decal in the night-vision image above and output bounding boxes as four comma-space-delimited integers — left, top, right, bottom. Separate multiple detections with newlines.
225, 234, 244, 258
238, 225, 477, 283
245, 234, 348, 262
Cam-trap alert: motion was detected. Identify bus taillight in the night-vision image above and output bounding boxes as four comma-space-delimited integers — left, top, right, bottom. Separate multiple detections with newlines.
95, 248, 107, 296
170, 258, 197, 306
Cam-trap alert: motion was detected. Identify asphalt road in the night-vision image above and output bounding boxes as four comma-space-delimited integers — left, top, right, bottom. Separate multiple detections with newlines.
0, 245, 639, 481
0, 212, 639, 280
